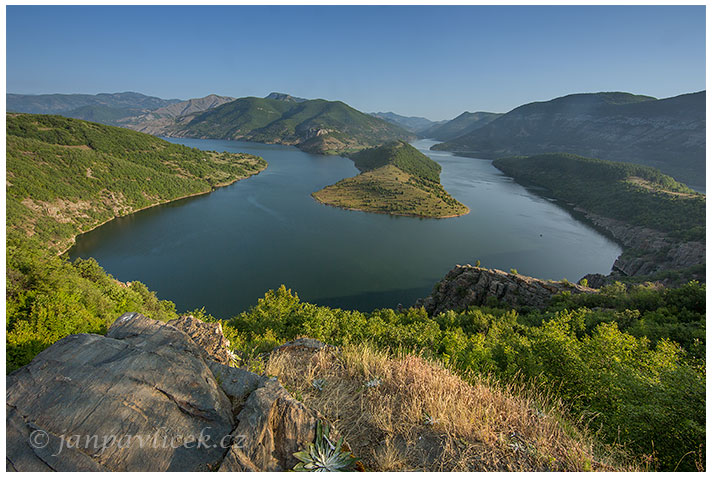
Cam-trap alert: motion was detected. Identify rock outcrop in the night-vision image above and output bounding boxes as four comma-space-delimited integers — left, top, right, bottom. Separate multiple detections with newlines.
6, 313, 345, 472
417, 265, 595, 315
219, 379, 324, 472
575, 208, 705, 280
168, 315, 234, 365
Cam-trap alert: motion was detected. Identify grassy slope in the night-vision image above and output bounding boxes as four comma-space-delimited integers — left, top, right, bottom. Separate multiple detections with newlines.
268, 343, 623, 471
492, 153, 705, 242
312, 141, 469, 218
7, 113, 267, 252
173, 97, 414, 155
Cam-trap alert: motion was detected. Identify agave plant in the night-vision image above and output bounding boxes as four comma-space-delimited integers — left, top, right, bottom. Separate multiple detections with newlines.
293, 421, 358, 472
312, 378, 327, 392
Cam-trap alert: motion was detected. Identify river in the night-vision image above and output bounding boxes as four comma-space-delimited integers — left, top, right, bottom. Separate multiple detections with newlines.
68, 138, 622, 317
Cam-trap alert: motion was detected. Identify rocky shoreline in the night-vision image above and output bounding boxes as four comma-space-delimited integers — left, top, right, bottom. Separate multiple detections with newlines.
573, 207, 705, 279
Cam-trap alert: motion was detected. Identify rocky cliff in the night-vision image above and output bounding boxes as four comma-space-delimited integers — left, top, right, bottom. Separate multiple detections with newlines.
6, 313, 349, 472
574, 208, 705, 280
123, 94, 236, 135
417, 265, 595, 315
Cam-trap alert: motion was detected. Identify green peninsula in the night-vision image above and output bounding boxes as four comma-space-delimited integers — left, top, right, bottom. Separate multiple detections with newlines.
7, 113, 267, 253
313, 141, 469, 218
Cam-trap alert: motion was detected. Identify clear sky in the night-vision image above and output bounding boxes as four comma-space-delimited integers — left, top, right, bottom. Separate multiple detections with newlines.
6, 5, 706, 121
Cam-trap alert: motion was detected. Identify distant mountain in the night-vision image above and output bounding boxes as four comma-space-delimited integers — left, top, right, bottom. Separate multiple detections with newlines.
124, 94, 236, 134
7, 92, 182, 115
61, 105, 147, 126
265, 92, 307, 103
432, 91, 705, 188
370, 112, 444, 133
161, 97, 415, 155
420, 111, 502, 141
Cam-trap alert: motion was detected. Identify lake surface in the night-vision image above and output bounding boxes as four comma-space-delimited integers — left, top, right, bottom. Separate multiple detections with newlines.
69, 138, 622, 318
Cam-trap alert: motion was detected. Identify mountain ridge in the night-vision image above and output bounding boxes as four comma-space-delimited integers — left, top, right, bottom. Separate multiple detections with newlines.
420, 111, 502, 141
369, 111, 444, 133
158, 96, 415, 155
7, 91, 183, 115
432, 91, 705, 188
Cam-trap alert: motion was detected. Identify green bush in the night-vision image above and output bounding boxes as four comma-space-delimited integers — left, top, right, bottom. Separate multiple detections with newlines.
226, 284, 705, 471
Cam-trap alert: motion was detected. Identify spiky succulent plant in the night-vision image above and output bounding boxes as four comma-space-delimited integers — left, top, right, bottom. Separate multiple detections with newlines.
293, 421, 358, 472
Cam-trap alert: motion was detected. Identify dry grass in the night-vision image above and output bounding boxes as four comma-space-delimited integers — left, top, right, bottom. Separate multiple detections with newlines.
266, 343, 633, 472
626, 176, 698, 198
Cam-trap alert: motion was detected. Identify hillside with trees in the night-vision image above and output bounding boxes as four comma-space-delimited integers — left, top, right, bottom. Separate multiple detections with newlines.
159, 96, 415, 155
5, 117, 705, 472
433, 91, 705, 188
7, 113, 267, 253
313, 141, 469, 217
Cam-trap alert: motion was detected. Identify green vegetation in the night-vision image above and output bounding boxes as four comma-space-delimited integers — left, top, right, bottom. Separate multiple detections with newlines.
173, 97, 413, 155
6, 113, 265, 371
222, 283, 704, 471
293, 421, 359, 471
493, 153, 705, 242
7, 113, 266, 252
6, 250, 177, 373
313, 141, 469, 218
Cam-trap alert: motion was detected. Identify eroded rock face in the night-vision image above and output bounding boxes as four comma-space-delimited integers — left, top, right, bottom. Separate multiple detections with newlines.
208, 362, 265, 416
6, 313, 343, 473
575, 208, 705, 277
219, 379, 323, 472
168, 315, 233, 365
417, 265, 594, 315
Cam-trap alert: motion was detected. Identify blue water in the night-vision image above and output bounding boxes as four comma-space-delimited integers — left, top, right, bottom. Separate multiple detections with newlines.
69, 138, 622, 318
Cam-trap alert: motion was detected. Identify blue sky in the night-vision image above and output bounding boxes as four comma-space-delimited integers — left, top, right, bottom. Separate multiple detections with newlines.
6, 5, 706, 120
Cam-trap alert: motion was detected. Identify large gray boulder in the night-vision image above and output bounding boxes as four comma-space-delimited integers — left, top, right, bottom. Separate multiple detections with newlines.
6, 313, 345, 472
6, 313, 234, 471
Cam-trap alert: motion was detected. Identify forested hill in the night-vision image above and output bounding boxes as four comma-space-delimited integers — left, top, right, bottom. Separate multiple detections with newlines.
313, 141, 468, 218
160, 96, 415, 155
493, 153, 705, 282
493, 153, 704, 241
350, 140, 442, 179
433, 91, 705, 188
6, 113, 267, 253
419, 111, 501, 141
